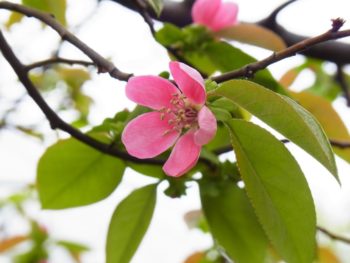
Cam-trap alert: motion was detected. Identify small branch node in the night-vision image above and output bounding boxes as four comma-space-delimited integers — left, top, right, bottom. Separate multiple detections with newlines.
331, 18, 346, 33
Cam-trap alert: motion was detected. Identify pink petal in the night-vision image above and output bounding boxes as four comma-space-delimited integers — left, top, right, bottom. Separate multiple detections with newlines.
163, 132, 201, 177
122, 112, 179, 159
126, 76, 179, 110
194, 106, 217, 145
169, 61, 206, 105
210, 2, 239, 31
191, 0, 221, 29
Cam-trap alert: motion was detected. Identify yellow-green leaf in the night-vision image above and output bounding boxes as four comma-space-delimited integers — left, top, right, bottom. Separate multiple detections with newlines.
226, 119, 316, 263
293, 91, 350, 163
317, 247, 340, 263
5, 12, 24, 29
201, 181, 268, 263
106, 184, 157, 263
22, 0, 67, 26
37, 138, 125, 209
215, 23, 287, 51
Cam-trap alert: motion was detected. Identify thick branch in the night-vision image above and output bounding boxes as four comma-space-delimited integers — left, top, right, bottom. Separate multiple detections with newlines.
0, 30, 162, 165
0, 1, 132, 81
212, 24, 350, 83
111, 0, 350, 65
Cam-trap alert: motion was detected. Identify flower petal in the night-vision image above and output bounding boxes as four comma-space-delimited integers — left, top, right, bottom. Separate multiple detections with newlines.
210, 2, 239, 31
122, 112, 179, 159
163, 132, 201, 177
191, 0, 221, 30
126, 76, 179, 110
194, 106, 217, 145
169, 61, 206, 105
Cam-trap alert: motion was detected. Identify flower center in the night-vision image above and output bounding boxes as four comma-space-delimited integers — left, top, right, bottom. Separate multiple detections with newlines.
160, 93, 199, 135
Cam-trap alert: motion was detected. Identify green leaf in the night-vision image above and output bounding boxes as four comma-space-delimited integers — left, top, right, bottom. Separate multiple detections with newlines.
209, 106, 232, 122
201, 181, 268, 263
147, 0, 163, 16
127, 162, 165, 179
106, 184, 157, 263
22, 0, 67, 26
214, 80, 338, 182
56, 240, 89, 253
214, 23, 287, 51
205, 124, 231, 152
5, 12, 24, 29
156, 23, 184, 46
226, 119, 316, 263
37, 138, 125, 209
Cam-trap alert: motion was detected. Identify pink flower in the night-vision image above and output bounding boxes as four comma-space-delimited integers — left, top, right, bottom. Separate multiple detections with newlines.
191, 0, 239, 32
122, 62, 217, 177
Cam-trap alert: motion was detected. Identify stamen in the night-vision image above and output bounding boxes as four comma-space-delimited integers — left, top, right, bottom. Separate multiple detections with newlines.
165, 94, 199, 134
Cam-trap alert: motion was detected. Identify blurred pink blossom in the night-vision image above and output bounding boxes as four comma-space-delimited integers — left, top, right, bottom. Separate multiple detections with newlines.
192, 0, 239, 31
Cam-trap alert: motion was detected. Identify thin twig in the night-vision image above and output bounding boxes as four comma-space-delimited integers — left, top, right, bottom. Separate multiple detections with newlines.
318, 226, 350, 244
330, 139, 350, 149
0, 1, 132, 81
212, 18, 350, 83
0, 30, 162, 165
24, 57, 94, 71
335, 64, 350, 107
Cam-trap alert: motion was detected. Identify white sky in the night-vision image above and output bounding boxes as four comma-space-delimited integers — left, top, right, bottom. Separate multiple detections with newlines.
1, 0, 350, 262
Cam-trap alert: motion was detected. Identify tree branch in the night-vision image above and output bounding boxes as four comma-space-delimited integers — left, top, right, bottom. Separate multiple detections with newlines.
330, 139, 350, 149
109, 0, 193, 27
318, 226, 350, 244
0, 1, 132, 81
335, 64, 350, 106
0, 30, 162, 165
212, 20, 350, 83
111, 0, 350, 65
133, 0, 207, 77
24, 57, 94, 71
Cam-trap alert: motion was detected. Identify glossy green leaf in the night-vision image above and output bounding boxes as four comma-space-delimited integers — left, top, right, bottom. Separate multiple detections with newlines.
37, 138, 125, 209
106, 184, 157, 263
201, 181, 268, 263
147, 0, 163, 16
22, 0, 67, 26
215, 23, 287, 51
214, 80, 338, 181
226, 119, 316, 263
